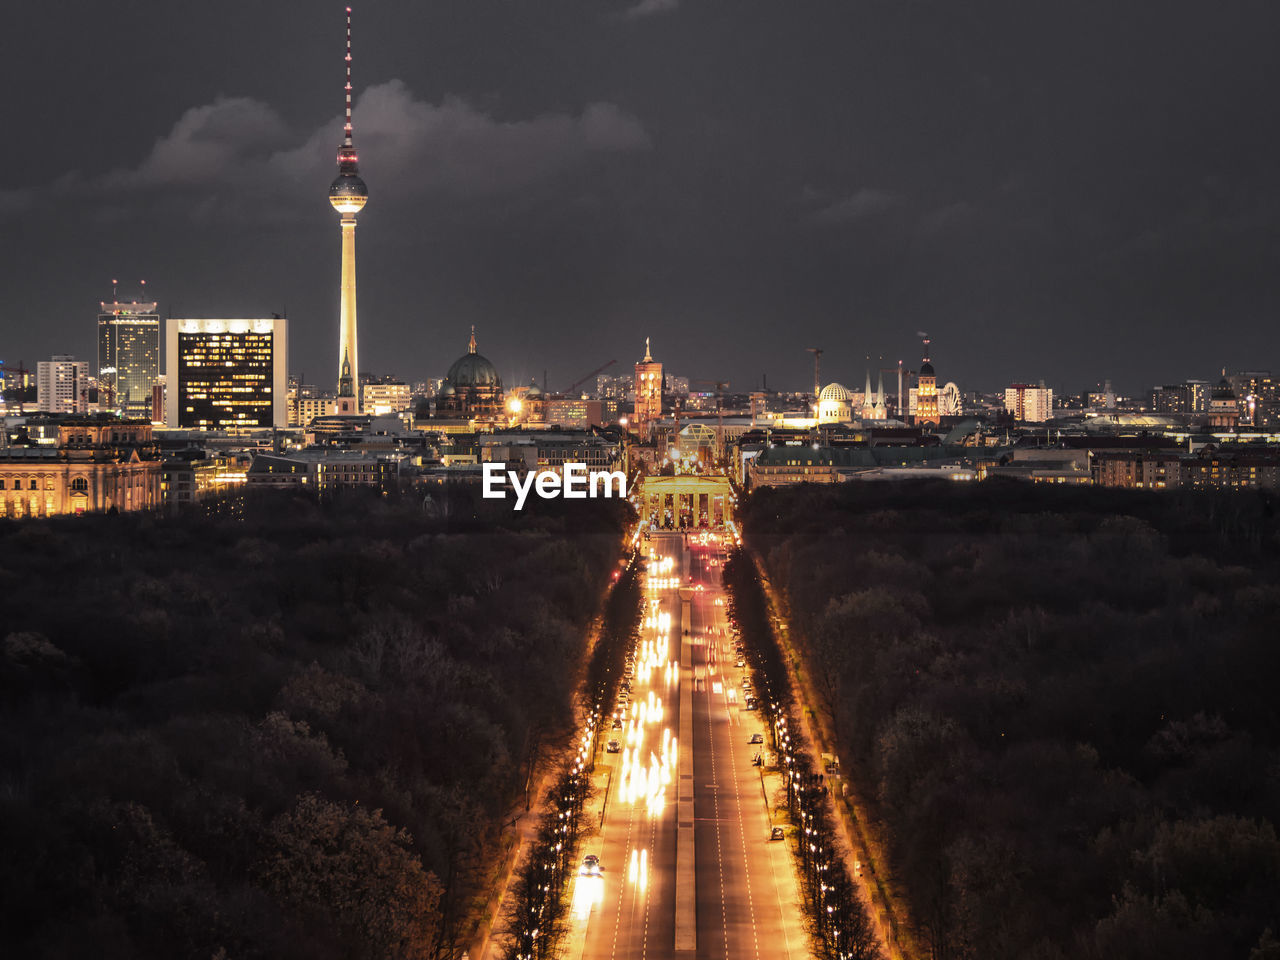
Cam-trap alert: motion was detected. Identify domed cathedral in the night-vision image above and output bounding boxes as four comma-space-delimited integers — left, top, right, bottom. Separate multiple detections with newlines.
915, 337, 941, 425
817, 383, 854, 423
436, 326, 506, 422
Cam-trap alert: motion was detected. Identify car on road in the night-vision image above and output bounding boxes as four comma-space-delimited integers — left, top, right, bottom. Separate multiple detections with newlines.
735, 659, 745, 668
770, 826, 785, 841
606, 739, 621, 753
749, 733, 764, 744
580, 854, 601, 875
612, 717, 623, 729
744, 697, 759, 711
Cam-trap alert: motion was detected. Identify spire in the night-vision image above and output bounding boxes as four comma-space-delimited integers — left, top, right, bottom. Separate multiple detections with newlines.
469, 325, 477, 354
335, 6, 359, 177
344, 7, 354, 146
643, 337, 652, 362
339, 346, 354, 397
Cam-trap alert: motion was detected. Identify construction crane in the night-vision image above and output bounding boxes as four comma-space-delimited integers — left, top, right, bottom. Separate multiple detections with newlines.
566, 359, 616, 396
806, 347, 823, 398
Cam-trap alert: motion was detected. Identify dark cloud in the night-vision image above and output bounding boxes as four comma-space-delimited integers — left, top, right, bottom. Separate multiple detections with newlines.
810, 189, 898, 225
625, 0, 680, 20
5, 1, 1280, 394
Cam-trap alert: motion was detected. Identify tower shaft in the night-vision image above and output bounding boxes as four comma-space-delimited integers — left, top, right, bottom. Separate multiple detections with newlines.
338, 217, 359, 407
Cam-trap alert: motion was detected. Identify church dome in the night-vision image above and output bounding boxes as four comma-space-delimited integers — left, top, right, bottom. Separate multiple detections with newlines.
920, 361, 935, 377
819, 382, 853, 402
441, 384, 456, 396
526, 379, 542, 398
443, 328, 503, 392
446, 352, 502, 390
1212, 376, 1235, 400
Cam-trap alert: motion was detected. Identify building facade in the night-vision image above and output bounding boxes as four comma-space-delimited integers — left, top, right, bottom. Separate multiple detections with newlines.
915, 340, 940, 425
0, 418, 163, 517
98, 293, 159, 417
1005, 384, 1054, 422
633, 338, 663, 431
363, 381, 411, 415
166, 318, 288, 431
37, 356, 89, 414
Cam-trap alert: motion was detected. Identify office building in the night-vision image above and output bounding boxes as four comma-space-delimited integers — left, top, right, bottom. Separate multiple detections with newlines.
166, 318, 288, 431
37, 356, 88, 414
98, 288, 159, 417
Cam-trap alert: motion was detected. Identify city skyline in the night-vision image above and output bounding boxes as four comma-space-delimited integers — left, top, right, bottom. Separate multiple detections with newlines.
4, 2, 1280, 395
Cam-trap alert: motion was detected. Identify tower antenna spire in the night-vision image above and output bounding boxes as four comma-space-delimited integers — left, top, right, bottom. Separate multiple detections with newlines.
343, 6, 354, 146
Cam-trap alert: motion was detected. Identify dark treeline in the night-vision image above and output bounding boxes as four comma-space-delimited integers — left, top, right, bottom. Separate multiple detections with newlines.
723, 550, 882, 960
744, 479, 1280, 960
0, 488, 627, 960
499, 563, 642, 960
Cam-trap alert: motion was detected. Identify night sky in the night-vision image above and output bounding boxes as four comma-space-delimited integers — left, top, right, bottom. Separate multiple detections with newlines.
5, 0, 1280, 395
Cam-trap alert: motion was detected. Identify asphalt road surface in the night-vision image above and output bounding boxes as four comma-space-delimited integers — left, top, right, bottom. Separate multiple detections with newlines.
575, 531, 808, 960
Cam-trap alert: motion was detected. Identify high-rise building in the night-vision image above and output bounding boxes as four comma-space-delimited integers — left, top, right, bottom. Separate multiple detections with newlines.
98, 287, 159, 417
1185, 379, 1210, 414
633, 338, 663, 431
37, 356, 88, 414
165, 318, 288, 431
329, 7, 368, 416
1005, 383, 1054, 422
1149, 384, 1190, 415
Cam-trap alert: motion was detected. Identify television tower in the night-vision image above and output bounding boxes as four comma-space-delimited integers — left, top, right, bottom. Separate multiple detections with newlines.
330, 6, 368, 414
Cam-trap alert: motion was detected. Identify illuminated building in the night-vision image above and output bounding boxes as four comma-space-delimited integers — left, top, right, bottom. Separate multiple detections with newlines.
1206, 374, 1239, 430
37, 356, 88, 414
633, 338, 663, 432
816, 383, 853, 423
0, 418, 162, 517
329, 7, 368, 415
914, 338, 940, 425
165, 318, 288, 431
292, 395, 335, 426
97, 287, 159, 417
436, 327, 506, 422
362, 380, 411, 415
545, 396, 606, 429
1185, 379, 1210, 414
859, 369, 886, 420
1004, 383, 1054, 422
1149, 384, 1191, 415
161, 453, 250, 508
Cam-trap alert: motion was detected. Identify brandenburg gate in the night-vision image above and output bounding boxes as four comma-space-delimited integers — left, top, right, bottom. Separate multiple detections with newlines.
637, 475, 735, 529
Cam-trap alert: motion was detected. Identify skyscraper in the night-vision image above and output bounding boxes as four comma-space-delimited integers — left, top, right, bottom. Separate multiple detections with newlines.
165, 318, 288, 431
329, 6, 368, 416
98, 284, 159, 417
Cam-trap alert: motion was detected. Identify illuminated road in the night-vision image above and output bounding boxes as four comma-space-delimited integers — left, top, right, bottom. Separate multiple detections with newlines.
576, 531, 808, 960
